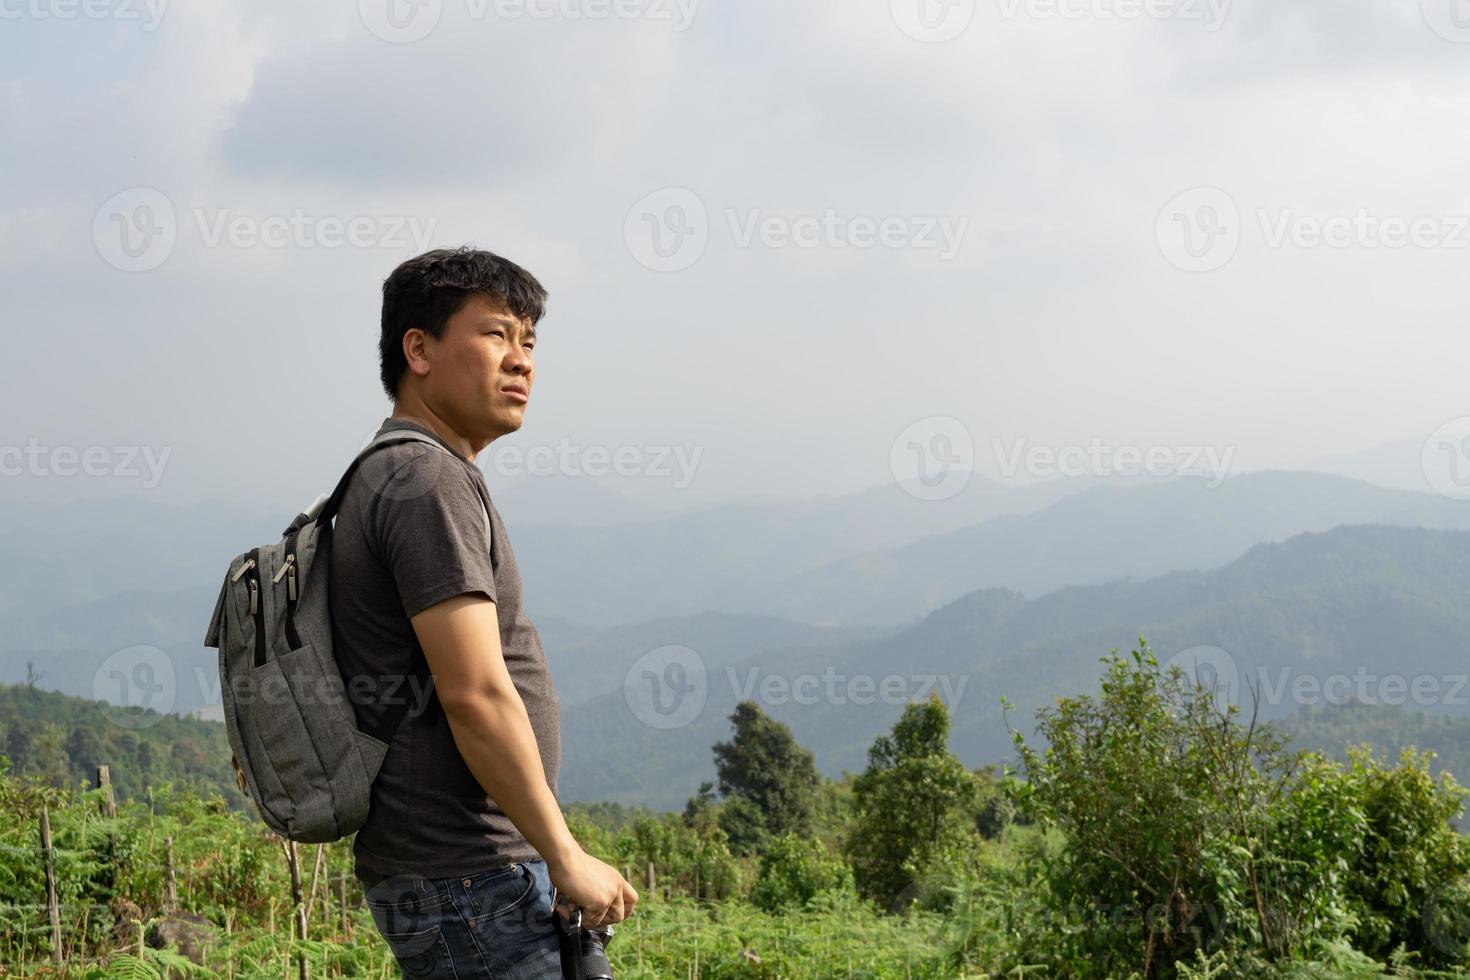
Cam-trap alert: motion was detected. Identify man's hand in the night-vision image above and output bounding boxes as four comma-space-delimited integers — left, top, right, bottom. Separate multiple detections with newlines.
549, 850, 638, 928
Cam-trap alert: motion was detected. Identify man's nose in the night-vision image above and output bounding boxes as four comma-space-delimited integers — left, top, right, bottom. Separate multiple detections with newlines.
504, 347, 532, 374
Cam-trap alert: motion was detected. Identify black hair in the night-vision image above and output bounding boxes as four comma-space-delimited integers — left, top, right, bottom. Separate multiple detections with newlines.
378, 246, 548, 399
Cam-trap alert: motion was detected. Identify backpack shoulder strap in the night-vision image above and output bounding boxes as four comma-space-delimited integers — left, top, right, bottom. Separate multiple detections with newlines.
293, 428, 491, 540
317, 428, 494, 745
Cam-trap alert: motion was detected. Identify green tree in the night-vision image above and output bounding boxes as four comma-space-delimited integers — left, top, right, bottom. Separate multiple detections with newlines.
1008, 643, 1310, 975
682, 780, 720, 836
64, 726, 104, 773
845, 694, 980, 910
710, 700, 821, 853
5, 721, 35, 775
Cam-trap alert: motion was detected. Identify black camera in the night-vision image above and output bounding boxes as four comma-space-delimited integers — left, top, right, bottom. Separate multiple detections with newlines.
552, 900, 614, 980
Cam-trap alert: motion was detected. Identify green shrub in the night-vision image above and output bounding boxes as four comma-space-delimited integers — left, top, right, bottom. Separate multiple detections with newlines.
1344, 745, 1470, 966
749, 833, 854, 913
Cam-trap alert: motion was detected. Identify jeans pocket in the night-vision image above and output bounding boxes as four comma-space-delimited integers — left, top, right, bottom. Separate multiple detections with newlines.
377, 923, 454, 979
462, 862, 539, 926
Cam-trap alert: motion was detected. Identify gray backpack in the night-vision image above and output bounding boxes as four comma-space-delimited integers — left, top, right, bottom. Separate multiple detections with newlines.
204, 428, 488, 843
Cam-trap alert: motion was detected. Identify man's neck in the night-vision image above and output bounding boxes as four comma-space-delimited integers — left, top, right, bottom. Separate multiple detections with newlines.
389, 400, 483, 462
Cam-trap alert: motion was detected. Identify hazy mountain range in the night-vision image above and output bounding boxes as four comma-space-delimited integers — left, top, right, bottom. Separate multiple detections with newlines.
560, 524, 1470, 807
1, 469, 1467, 811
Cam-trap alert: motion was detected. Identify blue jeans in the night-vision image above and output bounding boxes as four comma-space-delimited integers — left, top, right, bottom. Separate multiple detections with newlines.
362, 859, 562, 978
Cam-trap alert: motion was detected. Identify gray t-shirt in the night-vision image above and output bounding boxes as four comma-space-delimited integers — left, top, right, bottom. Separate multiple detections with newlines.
330, 418, 561, 881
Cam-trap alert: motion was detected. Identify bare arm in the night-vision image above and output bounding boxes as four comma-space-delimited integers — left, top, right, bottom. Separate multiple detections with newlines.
410, 593, 637, 926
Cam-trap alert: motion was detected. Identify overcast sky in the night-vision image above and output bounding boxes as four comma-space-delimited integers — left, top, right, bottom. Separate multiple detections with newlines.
4, 0, 1470, 512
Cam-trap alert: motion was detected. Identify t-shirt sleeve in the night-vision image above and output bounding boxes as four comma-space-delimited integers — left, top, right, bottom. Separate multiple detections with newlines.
369, 448, 498, 618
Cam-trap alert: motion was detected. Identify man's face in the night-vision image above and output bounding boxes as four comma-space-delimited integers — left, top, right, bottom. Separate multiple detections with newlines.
415, 293, 536, 444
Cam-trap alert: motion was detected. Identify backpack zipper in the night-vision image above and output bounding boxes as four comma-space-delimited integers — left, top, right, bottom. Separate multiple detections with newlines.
274, 534, 303, 649
246, 548, 266, 667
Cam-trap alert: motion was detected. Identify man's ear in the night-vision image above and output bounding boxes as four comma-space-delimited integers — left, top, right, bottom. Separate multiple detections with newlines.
402, 327, 431, 381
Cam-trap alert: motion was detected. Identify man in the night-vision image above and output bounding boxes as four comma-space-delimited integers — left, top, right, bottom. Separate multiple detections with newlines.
330, 246, 637, 978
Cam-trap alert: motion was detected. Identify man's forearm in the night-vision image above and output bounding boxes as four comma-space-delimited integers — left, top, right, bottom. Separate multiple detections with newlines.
440, 686, 581, 869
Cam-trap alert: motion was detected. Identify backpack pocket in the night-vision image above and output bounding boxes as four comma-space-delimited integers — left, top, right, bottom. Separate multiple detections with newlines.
250, 643, 336, 840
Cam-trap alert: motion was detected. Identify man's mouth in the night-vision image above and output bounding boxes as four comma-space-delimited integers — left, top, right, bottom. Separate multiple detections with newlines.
500, 382, 529, 404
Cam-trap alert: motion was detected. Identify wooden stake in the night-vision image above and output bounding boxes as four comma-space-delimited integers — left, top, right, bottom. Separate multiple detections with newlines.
165, 836, 178, 910
283, 840, 309, 980
305, 844, 326, 927
96, 765, 117, 818
40, 807, 62, 965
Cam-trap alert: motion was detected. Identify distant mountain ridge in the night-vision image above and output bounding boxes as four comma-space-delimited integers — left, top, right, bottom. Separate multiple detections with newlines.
559, 523, 1470, 807
742, 470, 1470, 627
